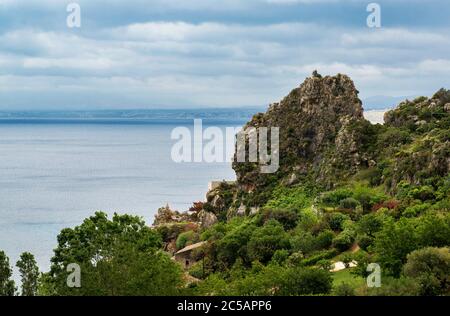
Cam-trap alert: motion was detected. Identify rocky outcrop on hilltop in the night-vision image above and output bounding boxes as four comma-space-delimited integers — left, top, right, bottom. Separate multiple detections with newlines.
165, 73, 449, 222
231, 72, 376, 206
382, 89, 450, 189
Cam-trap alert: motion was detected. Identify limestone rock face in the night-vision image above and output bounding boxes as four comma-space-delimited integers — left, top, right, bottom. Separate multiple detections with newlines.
232, 72, 371, 202
198, 209, 218, 229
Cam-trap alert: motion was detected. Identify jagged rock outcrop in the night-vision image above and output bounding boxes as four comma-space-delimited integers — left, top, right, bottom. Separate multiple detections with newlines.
232, 72, 374, 206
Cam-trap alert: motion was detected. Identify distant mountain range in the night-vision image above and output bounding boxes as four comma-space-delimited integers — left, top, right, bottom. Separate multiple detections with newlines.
0, 108, 265, 123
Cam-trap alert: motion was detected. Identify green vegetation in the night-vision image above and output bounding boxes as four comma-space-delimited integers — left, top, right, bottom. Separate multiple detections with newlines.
1, 82, 449, 296
0, 251, 16, 296
16, 252, 39, 296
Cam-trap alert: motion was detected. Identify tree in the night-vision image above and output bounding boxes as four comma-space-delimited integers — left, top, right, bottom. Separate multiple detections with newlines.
16, 252, 39, 296
357, 213, 384, 237
374, 218, 419, 276
0, 250, 16, 296
247, 220, 290, 263
403, 247, 450, 296
45, 212, 183, 295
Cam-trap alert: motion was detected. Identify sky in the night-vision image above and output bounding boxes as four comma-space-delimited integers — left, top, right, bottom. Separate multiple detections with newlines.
0, 0, 449, 110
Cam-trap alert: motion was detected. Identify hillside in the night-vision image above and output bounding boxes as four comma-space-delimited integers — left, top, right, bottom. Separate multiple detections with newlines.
153, 72, 450, 296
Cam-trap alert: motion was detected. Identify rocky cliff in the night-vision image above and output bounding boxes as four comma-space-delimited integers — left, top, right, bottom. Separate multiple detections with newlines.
231, 72, 377, 207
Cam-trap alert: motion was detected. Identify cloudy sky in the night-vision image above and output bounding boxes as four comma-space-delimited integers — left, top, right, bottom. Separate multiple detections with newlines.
0, 0, 449, 110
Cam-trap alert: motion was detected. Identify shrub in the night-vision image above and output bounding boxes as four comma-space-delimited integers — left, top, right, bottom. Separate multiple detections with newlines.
271, 249, 290, 266
258, 208, 298, 230
300, 249, 338, 266
279, 268, 332, 295
321, 189, 353, 206
327, 212, 350, 231
356, 234, 373, 251
334, 283, 356, 296
402, 203, 430, 218
339, 198, 360, 210
403, 247, 450, 296
333, 231, 355, 252
315, 230, 334, 249
188, 261, 205, 280
365, 277, 420, 296
290, 231, 317, 255
287, 252, 305, 267
176, 231, 197, 250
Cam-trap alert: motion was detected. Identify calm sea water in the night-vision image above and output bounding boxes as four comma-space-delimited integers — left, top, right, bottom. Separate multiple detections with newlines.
0, 116, 246, 279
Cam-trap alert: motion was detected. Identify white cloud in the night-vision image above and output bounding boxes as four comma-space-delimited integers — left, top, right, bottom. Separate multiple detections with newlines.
0, 17, 448, 109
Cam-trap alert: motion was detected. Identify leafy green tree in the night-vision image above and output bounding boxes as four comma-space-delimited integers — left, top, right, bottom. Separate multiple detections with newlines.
374, 217, 419, 277
16, 252, 39, 296
416, 212, 450, 248
0, 250, 16, 296
45, 212, 183, 295
403, 247, 450, 296
357, 213, 384, 237
247, 220, 290, 263
215, 220, 256, 267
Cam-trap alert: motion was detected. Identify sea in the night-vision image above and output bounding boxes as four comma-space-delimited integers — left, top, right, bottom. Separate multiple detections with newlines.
0, 109, 259, 280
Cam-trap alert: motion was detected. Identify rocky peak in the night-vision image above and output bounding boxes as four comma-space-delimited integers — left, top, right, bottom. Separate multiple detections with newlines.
232, 72, 372, 205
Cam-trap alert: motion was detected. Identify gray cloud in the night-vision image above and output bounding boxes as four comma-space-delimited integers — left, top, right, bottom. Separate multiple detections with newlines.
0, 1, 449, 109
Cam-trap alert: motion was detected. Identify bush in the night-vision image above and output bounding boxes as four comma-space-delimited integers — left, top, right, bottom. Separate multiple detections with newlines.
315, 230, 334, 249
327, 212, 350, 231
334, 283, 355, 296
258, 208, 298, 230
188, 261, 205, 280
333, 231, 355, 252
287, 251, 305, 267
176, 231, 197, 250
403, 247, 450, 296
321, 189, 353, 206
271, 249, 290, 265
279, 268, 332, 295
402, 203, 430, 218
300, 249, 338, 266
356, 234, 373, 251
339, 198, 360, 210
290, 231, 317, 255
366, 277, 420, 296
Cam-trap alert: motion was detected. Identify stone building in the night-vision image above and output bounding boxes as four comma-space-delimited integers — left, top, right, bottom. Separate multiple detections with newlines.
174, 241, 207, 269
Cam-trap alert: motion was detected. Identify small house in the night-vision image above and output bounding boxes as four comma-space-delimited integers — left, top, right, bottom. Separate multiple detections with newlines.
174, 241, 207, 269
